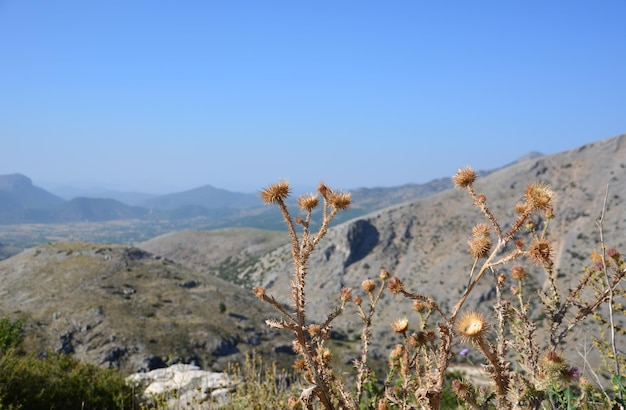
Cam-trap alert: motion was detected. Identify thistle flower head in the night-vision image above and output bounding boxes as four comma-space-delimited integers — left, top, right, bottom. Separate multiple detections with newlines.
453, 167, 477, 188
253, 286, 266, 299
457, 311, 488, 343
387, 276, 404, 295
528, 239, 553, 266
524, 182, 554, 210
329, 191, 351, 210
472, 223, 490, 238
379, 268, 390, 280
511, 265, 527, 280
468, 235, 491, 258
362, 279, 376, 293
340, 287, 353, 303
297, 194, 319, 211
391, 317, 409, 334
260, 180, 290, 204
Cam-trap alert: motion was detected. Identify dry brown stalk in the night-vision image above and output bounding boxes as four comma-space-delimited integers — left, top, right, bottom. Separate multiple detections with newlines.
255, 169, 625, 409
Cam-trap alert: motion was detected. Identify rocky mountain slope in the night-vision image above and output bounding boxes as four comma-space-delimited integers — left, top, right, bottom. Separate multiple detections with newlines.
232, 133, 626, 363
0, 242, 293, 373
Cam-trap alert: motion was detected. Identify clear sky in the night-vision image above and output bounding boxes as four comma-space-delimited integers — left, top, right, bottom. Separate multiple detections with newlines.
1, 1, 624, 194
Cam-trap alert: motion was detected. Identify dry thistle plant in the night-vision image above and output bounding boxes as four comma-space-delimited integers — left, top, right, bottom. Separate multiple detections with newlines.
255, 171, 625, 410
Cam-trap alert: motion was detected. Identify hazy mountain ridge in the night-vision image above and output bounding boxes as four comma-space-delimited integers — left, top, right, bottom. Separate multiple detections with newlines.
0, 150, 542, 226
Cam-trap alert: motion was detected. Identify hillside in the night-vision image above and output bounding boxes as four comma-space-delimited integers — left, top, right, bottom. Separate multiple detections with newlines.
0, 242, 294, 373
227, 133, 626, 366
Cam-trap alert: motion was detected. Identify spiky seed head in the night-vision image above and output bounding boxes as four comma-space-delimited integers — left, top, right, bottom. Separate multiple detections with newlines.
391, 317, 409, 334
308, 324, 321, 336
472, 223, 490, 238
379, 268, 390, 280
377, 398, 389, 410
340, 287, 353, 303
260, 180, 290, 204
387, 276, 404, 294
362, 279, 376, 293
412, 299, 428, 313
453, 167, 477, 188
529, 239, 553, 266
389, 344, 404, 360
524, 182, 554, 210
468, 235, 491, 258
457, 311, 488, 343
297, 194, 319, 211
353, 296, 363, 306
321, 348, 332, 363
409, 331, 429, 347
515, 202, 530, 215
511, 265, 527, 280
293, 357, 306, 372
292, 339, 304, 354
451, 379, 470, 399
329, 191, 351, 210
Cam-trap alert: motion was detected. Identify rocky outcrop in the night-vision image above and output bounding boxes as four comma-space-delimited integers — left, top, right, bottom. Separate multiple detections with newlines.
127, 364, 235, 409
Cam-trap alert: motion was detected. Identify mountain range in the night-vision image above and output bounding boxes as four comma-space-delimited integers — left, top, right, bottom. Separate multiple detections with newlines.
0, 132, 624, 377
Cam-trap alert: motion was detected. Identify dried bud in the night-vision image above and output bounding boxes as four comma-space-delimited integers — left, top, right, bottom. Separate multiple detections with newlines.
412, 300, 429, 313
389, 344, 404, 361
297, 194, 319, 211
472, 223, 490, 238
524, 182, 554, 210
457, 311, 488, 343
260, 180, 290, 204
308, 324, 321, 336
321, 348, 332, 363
253, 286, 266, 299
515, 239, 524, 249
590, 249, 603, 266
377, 398, 389, 410
545, 207, 555, 219
379, 268, 390, 280
529, 239, 553, 266
511, 265, 527, 280
453, 166, 477, 188
362, 279, 376, 293
387, 276, 404, 295
607, 248, 620, 260
353, 296, 363, 306
514, 202, 530, 215
391, 317, 409, 334
317, 181, 330, 199
295, 216, 304, 225
451, 379, 470, 399
474, 193, 486, 204
497, 273, 506, 286
340, 287, 353, 303
293, 357, 306, 372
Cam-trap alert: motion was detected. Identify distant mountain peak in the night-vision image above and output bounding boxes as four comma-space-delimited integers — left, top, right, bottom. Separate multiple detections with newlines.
0, 173, 33, 191
515, 151, 544, 163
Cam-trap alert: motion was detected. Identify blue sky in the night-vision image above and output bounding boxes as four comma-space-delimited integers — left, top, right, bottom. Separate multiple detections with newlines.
1, 1, 624, 194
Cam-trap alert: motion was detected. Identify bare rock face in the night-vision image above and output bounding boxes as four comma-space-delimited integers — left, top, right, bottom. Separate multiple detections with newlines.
127, 364, 235, 409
